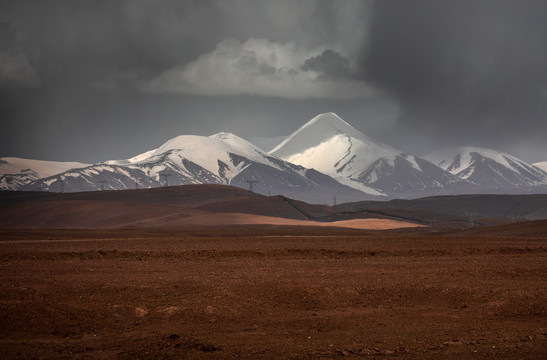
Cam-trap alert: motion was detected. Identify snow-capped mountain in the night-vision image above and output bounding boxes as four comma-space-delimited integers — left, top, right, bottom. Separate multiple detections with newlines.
425, 146, 547, 192
0, 157, 90, 190
533, 161, 547, 173
23, 132, 372, 204
271, 113, 398, 177
2, 113, 545, 201
270, 112, 463, 197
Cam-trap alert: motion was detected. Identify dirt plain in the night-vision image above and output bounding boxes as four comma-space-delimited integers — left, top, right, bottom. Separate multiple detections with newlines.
0, 226, 546, 359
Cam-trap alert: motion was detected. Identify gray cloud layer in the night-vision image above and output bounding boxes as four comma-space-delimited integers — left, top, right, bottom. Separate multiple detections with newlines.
0, 0, 545, 163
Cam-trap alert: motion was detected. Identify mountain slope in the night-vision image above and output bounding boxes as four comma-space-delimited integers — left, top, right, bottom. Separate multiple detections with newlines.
271, 112, 463, 197
425, 147, 547, 191
24, 132, 372, 204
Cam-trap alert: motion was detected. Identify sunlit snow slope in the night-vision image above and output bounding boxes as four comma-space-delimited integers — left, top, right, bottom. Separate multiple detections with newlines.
271, 113, 398, 177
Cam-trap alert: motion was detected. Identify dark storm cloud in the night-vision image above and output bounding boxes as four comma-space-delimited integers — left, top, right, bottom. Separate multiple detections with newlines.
362, 0, 547, 158
1, 0, 545, 164
0, 0, 225, 84
0, 0, 368, 86
0, 0, 373, 162
302, 49, 351, 79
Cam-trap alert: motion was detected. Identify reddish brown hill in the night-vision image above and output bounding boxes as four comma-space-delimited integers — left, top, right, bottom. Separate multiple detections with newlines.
0, 184, 251, 208
0, 199, 206, 229
0, 185, 340, 228
0, 198, 421, 230
4, 186, 544, 233
0, 185, 341, 229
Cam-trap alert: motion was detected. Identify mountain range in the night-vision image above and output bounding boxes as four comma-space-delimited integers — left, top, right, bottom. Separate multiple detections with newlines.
1, 112, 546, 203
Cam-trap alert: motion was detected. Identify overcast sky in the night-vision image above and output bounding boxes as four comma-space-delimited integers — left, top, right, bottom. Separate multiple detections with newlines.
1, 0, 546, 164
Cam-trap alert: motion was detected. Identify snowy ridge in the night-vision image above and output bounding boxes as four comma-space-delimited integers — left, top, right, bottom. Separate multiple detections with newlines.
104, 149, 157, 165
0, 157, 90, 179
427, 146, 520, 175
425, 146, 547, 188
19, 130, 372, 204
148, 132, 282, 181
0, 157, 90, 190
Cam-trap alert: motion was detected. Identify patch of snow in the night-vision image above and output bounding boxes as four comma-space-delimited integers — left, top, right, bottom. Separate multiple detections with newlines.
533, 161, 547, 172
105, 149, 157, 165
403, 154, 422, 171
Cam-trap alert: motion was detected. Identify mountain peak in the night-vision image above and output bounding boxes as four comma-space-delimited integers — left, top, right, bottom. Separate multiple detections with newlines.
209, 132, 238, 140
270, 113, 401, 178
426, 146, 517, 172
306, 112, 344, 126
270, 112, 365, 158
297, 112, 361, 138
209, 132, 266, 155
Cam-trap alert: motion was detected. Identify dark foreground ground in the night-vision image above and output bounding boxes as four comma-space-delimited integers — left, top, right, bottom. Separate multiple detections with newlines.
0, 227, 546, 359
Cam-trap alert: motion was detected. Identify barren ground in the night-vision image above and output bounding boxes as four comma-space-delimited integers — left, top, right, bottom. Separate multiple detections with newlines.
0, 228, 546, 359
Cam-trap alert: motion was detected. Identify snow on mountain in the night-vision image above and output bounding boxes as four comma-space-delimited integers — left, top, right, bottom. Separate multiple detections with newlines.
271, 112, 399, 177
533, 161, 547, 172
0, 157, 90, 190
25, 132, 373, 204
0, 157, 90, 179
271, 112, 462, 197
146, 132, 281, 181
425, 146, 547, 190
104, 149, 157, 165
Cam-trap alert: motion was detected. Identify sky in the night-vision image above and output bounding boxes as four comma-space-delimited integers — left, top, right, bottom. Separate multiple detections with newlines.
0, 0, 546, 164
